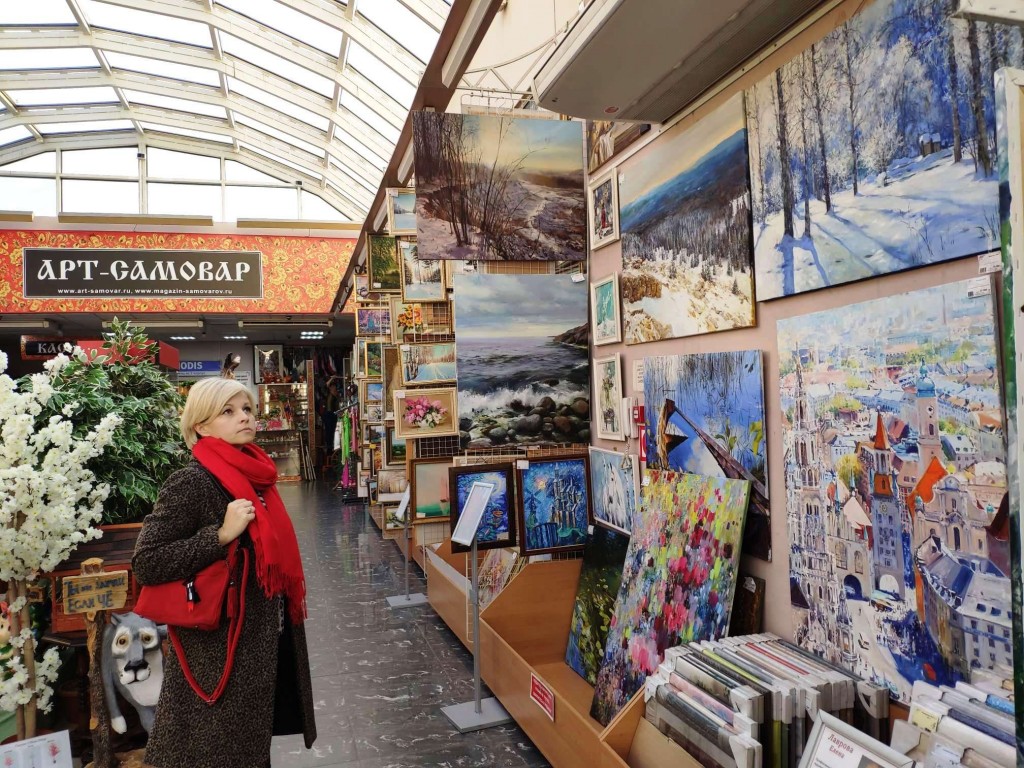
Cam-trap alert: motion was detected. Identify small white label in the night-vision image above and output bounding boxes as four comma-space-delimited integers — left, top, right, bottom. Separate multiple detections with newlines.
633, 360, 644, 392
966, 277, 991, 298
372, 282, 382, 288
570, 272, 585, 283
400, 344, 410, 351
587, 525, 594, 535
642, 475, 651, 487
516, 460, 529, 469
744, 576, 757, 593
395, 390, 406, 398
978, 251, 1002, 274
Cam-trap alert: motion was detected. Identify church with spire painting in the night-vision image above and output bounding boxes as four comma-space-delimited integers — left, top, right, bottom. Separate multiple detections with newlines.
778, 279, 1009, 704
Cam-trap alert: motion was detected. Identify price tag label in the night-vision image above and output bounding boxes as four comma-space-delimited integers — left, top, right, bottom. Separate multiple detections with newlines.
516, 460, 529, 469
395, 390, 406, 398
570, 273, 585, 283
632, 360, 645, 392
642, 474, 651, 487
966, 277, 991, 298
400, 344, 410, 351
978, 251, 1002, 274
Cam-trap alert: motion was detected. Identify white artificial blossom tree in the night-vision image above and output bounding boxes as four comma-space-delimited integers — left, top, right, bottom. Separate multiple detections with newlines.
0, 346, 120, 740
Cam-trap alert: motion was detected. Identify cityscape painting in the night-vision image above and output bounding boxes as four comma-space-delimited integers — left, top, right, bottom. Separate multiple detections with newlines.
777, 277, 1008, 703
746, 0, 1023, 300
517, 456, 591, 556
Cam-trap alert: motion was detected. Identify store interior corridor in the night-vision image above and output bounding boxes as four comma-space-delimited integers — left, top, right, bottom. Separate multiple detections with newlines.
270, 481, 550, 768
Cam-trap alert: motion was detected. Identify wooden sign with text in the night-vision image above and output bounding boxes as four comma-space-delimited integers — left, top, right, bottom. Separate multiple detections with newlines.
62, 570, 129, 615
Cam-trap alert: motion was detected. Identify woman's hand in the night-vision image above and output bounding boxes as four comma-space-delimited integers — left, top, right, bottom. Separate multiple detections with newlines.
218, 499, 256, 545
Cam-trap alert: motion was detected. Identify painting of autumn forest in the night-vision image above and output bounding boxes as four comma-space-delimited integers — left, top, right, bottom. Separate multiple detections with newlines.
747, 0, 1024, 300
412, 112, 586, 261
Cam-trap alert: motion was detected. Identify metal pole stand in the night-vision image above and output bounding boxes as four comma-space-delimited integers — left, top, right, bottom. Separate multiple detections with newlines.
387, 513, 428, 608
441, 537, 512, 732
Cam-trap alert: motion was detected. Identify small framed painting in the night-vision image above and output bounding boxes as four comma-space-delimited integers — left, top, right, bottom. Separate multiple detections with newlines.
385, 425, 409, 467
400, 342, 457, 386
389, 297, 424, 343
593, 353, 625, 441
587, 166, 619, 249
387, 188, 417, 236
354, 273, 371, 302
410, 457, 453, 522
363, 341, 383, 378
253, 344, 284, 384
400, 239, 447, 302
367, 233, 401, 292
516, 455, 592, 556
393, 387, 458, 439
591, 273, 622, 346
382, 345, 401, 419
356, 305, 392, 337
359, 379, 383, 420
588, 447, 638, 535
377, 467, 408, 502
448, 462, 517, 553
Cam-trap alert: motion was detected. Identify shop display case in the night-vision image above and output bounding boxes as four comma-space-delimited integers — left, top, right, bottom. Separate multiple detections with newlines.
255, 378, 312, 482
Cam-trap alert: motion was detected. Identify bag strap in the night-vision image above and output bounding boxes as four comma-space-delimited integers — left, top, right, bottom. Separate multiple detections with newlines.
168, 545, 249, 706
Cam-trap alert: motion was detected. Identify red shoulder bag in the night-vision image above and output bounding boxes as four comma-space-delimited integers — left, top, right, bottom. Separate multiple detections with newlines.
134, 542, 249, 705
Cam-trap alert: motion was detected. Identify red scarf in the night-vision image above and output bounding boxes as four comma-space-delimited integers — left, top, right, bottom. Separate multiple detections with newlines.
193, 437, 307, 624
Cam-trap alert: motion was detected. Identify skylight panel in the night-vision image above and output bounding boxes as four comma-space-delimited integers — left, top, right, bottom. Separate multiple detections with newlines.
224, 184, 297, 220
346, 43, 415, 107
62, 179, 139, 213
62, 147, 139, 176
37, 120, 135, 135
332, 130, 387, 170
105, 52, 221, 87
0, 48, 99, 70
234, 114, 323, 157
0, 126, 33, 146
328, 159, 378, 195
340, 91, 400, 142
0, 153, 56, 173
0, 178, 56, 217
237, 141, 311, 177
7, 87, 119, 107
140, 123, 232, 144
226, 77, 330, 131
216, 0, 343, 56
80, 0, 213, 47
123, 90, 226, 119
300, 190, 344, 220
219, 33, 334, 96
225, 161, 284, 183
148, 182, 223, 218
0, 0, 77, 25
358, 0, 438, 63
147, 148, 221, 180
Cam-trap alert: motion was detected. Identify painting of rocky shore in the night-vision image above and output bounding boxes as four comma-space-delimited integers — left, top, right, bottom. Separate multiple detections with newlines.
454, 273, 590, 447
412, 112, 586, 261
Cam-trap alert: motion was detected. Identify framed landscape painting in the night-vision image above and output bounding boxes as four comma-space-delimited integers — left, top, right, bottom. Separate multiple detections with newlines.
387, 187, 416, 236
382, 344, 401, 419
619, 93, 755, 344
594, 353, 625, 441
413, 112, 586, 261
517, 455, 592, 556
393, 387, 458, 439
410, 457, 453, 522
385, 426, 407, 467
448, 462, 517, 553
588, 166, 619, 249
400, 239, 446, 302
356, 306, 391, 337
367, 234, 401, 292
400, 342, 457, 386
363, 341, 383, 378
591, 273, 622, 346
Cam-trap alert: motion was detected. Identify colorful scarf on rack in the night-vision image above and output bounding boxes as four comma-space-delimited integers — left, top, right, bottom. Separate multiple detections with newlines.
193, 437, 307, 624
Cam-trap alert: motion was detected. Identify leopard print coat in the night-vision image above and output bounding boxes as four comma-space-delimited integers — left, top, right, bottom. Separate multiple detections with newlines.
132, 461, 316, 768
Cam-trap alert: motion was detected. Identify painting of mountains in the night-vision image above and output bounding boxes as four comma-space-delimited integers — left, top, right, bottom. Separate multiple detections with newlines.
619, 94, 755, 345
412, 112, 586, 260
747, 0, 1024, 300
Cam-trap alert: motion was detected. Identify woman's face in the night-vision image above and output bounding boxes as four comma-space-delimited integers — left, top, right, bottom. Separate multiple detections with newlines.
196, 392, 255, 446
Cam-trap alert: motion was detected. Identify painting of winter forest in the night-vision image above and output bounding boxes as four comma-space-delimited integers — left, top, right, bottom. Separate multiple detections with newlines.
747, 0, 1024, 300
412, 112, 586, 260
643, 350, 770, 560
619, 94, 755, 344
778, 278, 1008, 703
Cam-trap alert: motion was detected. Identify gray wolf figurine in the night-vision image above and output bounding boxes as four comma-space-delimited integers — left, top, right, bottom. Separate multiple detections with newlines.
102, 612, 167, 734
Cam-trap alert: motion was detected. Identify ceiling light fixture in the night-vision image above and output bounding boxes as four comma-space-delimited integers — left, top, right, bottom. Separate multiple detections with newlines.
224, 335, 248, 340
0, 319, 54, 330
238, 320, 333, 329
169, 336, 196, 341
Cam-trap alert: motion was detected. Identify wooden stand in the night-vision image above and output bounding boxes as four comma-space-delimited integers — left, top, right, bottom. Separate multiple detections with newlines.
425, 542, 471, 649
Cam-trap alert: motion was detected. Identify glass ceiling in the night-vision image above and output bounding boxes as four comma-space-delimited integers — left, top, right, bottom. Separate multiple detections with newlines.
0, 0, 450, 221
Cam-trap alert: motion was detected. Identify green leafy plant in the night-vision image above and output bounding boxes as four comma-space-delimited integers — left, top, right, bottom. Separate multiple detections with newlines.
26, 318, 187, 524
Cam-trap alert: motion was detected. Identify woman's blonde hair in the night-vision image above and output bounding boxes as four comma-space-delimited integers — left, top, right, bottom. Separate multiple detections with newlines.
180, 377, 256, 448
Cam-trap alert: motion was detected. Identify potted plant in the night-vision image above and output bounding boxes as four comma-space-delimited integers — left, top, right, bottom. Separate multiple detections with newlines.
0, 347, 120, 740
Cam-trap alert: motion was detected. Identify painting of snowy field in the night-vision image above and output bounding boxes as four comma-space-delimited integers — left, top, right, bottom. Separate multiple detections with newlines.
412, 113, 586, 261
747, 0, 1024, 300
619, 94, 755, 344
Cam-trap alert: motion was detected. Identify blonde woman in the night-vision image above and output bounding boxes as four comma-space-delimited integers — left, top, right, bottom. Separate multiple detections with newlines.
133, 377, 316, 768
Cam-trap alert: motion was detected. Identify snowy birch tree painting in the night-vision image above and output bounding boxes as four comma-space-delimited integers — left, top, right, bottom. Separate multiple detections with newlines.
748, 0, 1024, 300
618, 94, 755, 345
412, 112, 586, 261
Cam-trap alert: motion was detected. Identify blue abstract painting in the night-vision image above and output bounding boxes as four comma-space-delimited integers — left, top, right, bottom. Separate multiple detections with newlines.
518, 457, 591, 555
449, 464, 515, 553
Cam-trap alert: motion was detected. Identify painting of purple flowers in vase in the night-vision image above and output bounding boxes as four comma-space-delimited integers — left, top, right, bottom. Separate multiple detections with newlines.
393, 387, 459, 439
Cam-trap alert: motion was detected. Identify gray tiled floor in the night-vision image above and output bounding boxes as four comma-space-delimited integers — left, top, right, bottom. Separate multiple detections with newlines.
270, 483, 551, 768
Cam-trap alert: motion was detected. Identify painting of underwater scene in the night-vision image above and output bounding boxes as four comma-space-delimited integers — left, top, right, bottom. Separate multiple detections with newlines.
590, 470, 750, 726
777, 278, 1007, 704
518, 456, 591, 556
589, 447, 638, 536
413, 112, 586, 260
619, 93, 755, 344
454, 272, 590, 448
566, 526, 630, 685
449, 463, 517, 553
746, 0, 1023, 300
644, 350, 770, 561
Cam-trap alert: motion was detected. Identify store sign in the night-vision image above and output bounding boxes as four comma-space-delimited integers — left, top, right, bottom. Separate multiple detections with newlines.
62, 570, 129, 615
23, 248, 263, 300
529, 673, 555, 721
20, 335, 76, 360
179, 360, 222, 376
